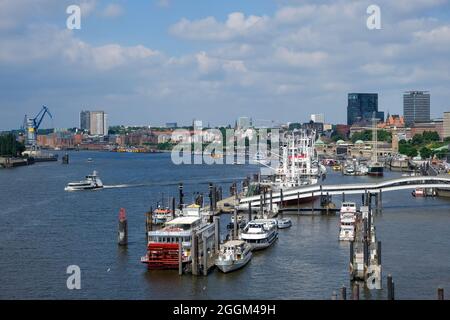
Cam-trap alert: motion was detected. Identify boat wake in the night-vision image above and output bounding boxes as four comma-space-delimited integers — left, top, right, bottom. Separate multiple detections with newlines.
103, 184, 146, 189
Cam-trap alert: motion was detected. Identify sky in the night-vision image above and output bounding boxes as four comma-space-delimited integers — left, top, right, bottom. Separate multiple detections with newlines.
0, 0, 450, 130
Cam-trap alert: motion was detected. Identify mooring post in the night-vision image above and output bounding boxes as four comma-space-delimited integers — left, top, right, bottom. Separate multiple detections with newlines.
179, 183, 184, 210
172, 197, 176, 218
280, 189, 284, 215
437, 288, 444, 300
379, 191, 383, 213
343, 192, 346, 203
214, 216, 220, 253
387, 274, 394, 300
178, 239, 183, 275
352, 283, 360, 300
203, 236, 208, 276
326, 192, 330, 215
361, 193, 364, 205
118, 208, 128, 246
341, 286, 347, 300
350, 241, 354, 266
260, 194, 263, 217
375, 192, 379, 215
367, 192, 371, 211
233, 209, 238, 239
270, 189, 273, 212
212, 186, 217, 212
368, 208, 372, 241
191, 231, 198, 276
377, 241, 382, 265
248, 202, 252, 222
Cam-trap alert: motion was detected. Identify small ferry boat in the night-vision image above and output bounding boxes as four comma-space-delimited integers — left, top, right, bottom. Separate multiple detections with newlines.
240, 219, 278, 250
277, 218, 292, 229
340, 202, 357, 214
152, 206, 173, 225
215, 240, 252, 273
339, 221, 355, 241
64, 171, 103, 191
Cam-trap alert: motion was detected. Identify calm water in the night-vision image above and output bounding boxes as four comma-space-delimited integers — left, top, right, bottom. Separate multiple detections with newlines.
0, 152, 449, 300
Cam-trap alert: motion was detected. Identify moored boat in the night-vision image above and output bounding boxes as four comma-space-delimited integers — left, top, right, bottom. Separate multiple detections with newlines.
240, 219, 278, 250
215, 240, 252, 273
277, 218, 292, 229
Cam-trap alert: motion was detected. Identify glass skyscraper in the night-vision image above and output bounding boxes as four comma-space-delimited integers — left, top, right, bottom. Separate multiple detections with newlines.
403, 91, 430, 126
347, 93, 383, 125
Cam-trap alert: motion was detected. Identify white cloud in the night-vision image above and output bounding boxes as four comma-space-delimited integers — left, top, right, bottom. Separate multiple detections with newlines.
275, 47, 328, 67
101, 3, 124, 18
169, 12, 270, 41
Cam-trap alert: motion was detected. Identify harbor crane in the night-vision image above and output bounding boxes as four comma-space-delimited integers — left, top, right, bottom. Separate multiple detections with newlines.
23, 105, 53, 147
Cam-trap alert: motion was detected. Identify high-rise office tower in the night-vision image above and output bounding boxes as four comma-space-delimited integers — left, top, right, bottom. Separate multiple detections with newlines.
311, 114, 325, 124
80, 111, 91, 131
403, 91, 430, 126
347, 93, 384, 125
84, 111, 108, 136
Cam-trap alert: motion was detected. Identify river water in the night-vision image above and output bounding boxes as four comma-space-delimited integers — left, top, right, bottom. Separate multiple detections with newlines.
0, 151, 449, 299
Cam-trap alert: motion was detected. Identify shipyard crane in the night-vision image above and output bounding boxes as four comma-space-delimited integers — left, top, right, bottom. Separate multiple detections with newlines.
24, 105, 53, 147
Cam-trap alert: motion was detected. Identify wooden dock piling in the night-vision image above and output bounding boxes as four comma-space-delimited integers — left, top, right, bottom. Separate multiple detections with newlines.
352, 283, 360, 300
214, 216, 220, 253
341, 286, 347, 300
233, 209, 238, 239
118, 208, 128, 246
387, 274, 394, 300
191, 231, 198, 276
437, 287, 444, 300
178, 239, 183, 275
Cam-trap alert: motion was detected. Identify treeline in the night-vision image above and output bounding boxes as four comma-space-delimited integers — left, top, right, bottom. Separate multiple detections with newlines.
351, 130, 392, 143
0, 133, 25, 157
399, 131, 449, 159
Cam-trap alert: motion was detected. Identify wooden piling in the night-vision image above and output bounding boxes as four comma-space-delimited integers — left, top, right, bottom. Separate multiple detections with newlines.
377, 241, 382, 265
178, 239, 183, 275
191, 231, 198, 276
342, 192, 346, 203
203, 236, 208, 276
214, 216, 220, 253
350, 241, 354, 265
387, 274, 394, 300
280, 189, 284, 214
260, 194, 263, 217
172, 197, 176, 218
179, 183, 184, 210
270, 190, 273, 212
248, 202, 252, 222
233, 209, 238, 239
341, 286, 347, 300
437, 287, 444, 300
118, 208, 128, 246
352, 283, 360, 300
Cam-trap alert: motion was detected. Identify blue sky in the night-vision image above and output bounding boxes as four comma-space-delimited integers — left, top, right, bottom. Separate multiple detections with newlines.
1, 0, 450, 130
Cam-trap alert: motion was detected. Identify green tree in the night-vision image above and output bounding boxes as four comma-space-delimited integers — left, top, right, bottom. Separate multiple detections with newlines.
419, 146, 432, 159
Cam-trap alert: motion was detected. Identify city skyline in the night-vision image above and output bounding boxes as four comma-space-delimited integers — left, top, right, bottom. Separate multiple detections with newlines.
1, 0, 450, 130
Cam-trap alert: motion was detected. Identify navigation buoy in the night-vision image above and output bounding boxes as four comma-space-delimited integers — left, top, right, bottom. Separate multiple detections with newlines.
118, 208, 128, 246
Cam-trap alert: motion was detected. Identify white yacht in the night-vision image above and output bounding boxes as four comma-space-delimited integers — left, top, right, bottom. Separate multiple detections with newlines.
215, 240, 252, 273
64, 171, 103, 191
240, 219, 278, 250
277, 217, 292, 229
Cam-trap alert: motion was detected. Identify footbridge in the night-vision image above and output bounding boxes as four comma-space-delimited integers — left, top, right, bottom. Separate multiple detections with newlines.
239, 175, 450, 207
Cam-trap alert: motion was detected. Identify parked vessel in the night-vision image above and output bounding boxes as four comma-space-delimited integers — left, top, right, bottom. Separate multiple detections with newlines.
215, 240, 252, 273
277, 218, 292, 229
240, 219, 278, 250
64, 171, 103, 191
339, 202, 357, 241
152, 206, 173, 225
141, 208, 214, 269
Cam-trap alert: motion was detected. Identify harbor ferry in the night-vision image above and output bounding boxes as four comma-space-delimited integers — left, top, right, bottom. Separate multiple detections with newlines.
215, 240, 252, 273
141, 204, 214, 269
64, 171, 103, 191
240, 219, 278, 250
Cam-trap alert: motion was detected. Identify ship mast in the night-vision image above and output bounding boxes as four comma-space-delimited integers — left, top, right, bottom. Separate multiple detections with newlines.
372, 112, 378, 163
